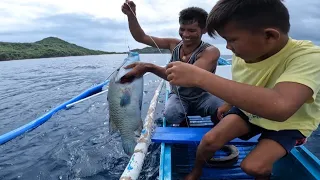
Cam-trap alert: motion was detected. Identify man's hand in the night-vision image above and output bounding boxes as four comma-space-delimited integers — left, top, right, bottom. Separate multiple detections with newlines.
166, 61, 203, 87
216, 103, 232, 120
120, 62, 147, 83
121, 1, 136, 16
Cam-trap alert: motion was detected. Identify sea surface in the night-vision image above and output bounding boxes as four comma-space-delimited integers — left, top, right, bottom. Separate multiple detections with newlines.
0, 54, 319, 180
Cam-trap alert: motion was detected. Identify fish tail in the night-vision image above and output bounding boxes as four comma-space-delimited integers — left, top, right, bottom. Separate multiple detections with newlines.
122, 139, 137, 156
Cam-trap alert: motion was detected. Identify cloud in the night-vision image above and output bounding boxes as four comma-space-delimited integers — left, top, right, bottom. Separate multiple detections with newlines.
284, 0, 320, 45
0, 0, 319, 54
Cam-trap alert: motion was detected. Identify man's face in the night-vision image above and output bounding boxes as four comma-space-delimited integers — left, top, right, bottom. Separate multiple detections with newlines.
179, 22, 204, 46
217, 21, 271, 63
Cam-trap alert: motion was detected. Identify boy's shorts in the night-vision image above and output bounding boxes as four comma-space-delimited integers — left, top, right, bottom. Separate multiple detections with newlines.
222, 106, 306, 153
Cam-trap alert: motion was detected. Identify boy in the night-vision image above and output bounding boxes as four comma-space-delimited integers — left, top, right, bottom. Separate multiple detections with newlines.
121, 1, 223, 126
165, 0, 320, 179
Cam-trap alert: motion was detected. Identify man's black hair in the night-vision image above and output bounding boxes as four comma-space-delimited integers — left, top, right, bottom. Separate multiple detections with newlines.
179, 7, 208, 29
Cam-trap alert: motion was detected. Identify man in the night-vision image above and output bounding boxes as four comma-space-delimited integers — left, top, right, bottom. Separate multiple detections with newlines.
121, 1, 223, 126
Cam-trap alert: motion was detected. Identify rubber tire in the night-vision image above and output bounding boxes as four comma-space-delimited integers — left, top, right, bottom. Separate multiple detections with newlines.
207, 145, 239, 168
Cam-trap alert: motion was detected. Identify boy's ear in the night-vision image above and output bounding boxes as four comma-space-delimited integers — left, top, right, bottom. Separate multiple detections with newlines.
264, 28, 280, 42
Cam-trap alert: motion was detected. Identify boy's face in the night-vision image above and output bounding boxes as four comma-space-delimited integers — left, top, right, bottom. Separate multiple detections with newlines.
217, 21, 272, 63
179, 22, 205, 46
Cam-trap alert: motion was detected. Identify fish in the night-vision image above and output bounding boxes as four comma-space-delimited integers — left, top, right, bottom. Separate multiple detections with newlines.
107, 51, 144, 156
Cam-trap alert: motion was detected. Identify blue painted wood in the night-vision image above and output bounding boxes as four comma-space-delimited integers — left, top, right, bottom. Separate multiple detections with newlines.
159, 142, 172, 180
272, 149, 320, 180
159, 86, 172, 180
0, 80, 109, 145
152, 127, 260, 145
163, 144, 172, 180
290, 146, 320, 179
159, 143, 165, 180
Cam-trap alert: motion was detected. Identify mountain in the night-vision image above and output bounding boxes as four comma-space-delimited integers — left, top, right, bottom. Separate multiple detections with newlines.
0, 37, 172, 61
0, 37, 114, 61
131, 46, 171, 54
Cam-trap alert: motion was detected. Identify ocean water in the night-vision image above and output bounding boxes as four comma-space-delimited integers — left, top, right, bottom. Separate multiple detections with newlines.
0, 54, 319, 180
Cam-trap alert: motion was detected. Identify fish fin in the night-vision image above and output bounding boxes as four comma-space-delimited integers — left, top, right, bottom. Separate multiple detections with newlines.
122, 139, 137, 156
134, 118, 143, 137
139, 92, 143, 111
134, 118, 143, 143
109, 120, 117, 135
120, 90, 131, 107
134, 131, 141, 141
134, 130, 140, 138
135, 136, 139, 143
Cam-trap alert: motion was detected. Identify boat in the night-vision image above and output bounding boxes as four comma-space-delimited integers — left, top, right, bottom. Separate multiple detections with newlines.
151, 61, 320, 180
1, 53, 320, 180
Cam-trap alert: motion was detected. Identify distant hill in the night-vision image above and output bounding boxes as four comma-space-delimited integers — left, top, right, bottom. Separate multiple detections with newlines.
0, 37, 171, 61
0, 37, 114, 61
131, 46, 171, 54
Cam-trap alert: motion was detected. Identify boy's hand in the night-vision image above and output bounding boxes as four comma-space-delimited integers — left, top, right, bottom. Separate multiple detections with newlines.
217, 103, 232, 120
121, 1, 136, 17
120, 62, 147, 83
166, 61, 202, 87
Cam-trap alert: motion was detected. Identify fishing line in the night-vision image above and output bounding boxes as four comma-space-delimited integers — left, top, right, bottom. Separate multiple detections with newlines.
103, 58, 129, 83
124, 1, 212, 167
124, 10, 131, 53
124, 1, 162, 54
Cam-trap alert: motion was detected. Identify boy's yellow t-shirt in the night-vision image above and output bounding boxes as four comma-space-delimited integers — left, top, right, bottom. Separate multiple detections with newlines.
232, 38, 320, 137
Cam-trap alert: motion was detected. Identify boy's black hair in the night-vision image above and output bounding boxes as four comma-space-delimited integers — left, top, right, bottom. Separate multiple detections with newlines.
179, 7, 208, 29
207, 0, 290, 37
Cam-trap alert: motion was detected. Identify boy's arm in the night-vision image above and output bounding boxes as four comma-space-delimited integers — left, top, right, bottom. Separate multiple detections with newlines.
167, 53, 320, 122
197, 75, 313, 122
195, 53, 320, 122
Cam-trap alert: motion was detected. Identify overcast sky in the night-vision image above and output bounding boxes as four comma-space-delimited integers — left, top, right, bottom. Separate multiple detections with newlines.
1, 0, 319, 54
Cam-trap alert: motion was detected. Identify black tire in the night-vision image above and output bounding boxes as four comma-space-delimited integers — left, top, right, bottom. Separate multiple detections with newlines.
207, 145, 239, 168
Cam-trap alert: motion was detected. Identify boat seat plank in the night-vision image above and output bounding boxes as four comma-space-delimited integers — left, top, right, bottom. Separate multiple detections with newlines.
151, 127, 260, 145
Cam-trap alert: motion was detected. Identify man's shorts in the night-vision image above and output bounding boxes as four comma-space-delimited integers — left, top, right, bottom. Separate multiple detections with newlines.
223, 106, 307, 153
